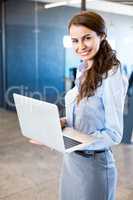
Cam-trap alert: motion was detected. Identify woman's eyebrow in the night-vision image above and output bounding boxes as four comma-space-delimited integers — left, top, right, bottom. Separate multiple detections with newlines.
71, 33, 92, 40
81, 33, 92, 39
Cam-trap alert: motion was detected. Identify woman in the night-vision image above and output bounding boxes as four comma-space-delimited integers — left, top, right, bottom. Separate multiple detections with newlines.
60, 11, 128, 200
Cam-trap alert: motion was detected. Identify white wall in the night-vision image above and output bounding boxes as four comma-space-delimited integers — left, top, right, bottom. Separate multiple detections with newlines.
99, 11, 133, 75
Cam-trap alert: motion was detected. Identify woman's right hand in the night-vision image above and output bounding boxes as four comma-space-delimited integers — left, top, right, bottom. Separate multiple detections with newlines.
60, 117, 67, 129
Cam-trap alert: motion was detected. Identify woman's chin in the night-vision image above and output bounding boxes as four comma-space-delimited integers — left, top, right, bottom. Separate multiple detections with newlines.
80, 54, 94, 62
81, 56, 90, 61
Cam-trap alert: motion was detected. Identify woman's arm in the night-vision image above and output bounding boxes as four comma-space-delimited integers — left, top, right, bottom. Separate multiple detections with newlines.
82, 68, 128, 150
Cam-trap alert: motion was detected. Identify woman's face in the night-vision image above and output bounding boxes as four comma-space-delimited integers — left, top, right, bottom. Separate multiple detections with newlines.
69, 25, 102, 62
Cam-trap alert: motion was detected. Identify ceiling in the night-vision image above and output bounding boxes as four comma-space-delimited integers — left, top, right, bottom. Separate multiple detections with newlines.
30, 0, 133, 16
30, 0, 133, 6
106, 0, 133, 6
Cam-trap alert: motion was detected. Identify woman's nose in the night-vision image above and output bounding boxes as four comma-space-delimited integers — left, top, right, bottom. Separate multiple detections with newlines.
78, 41, 86, 51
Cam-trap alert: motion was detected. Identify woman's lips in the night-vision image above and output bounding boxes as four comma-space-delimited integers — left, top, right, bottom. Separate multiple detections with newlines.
80, 50, 92, 56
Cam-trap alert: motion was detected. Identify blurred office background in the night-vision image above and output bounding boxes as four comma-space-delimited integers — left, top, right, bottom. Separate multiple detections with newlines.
0, 0, 133, 199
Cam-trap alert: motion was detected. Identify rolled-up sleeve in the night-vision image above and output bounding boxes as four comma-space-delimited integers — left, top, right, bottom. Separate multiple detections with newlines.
85, 68, 128, 150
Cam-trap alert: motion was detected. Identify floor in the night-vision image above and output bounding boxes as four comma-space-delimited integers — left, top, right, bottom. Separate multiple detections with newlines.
0, 109, 133, 200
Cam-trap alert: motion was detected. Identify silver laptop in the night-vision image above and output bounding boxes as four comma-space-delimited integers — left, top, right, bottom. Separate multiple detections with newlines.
13, 93, 94, 153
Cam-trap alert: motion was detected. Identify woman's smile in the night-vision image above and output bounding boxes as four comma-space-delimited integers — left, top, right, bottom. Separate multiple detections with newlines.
80, 49, 92, 56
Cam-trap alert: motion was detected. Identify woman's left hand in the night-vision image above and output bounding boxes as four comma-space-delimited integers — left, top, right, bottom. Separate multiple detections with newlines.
29, 139, 43, 145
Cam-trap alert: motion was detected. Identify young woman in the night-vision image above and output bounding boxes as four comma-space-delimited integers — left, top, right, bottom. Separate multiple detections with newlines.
60, 11, 128, 200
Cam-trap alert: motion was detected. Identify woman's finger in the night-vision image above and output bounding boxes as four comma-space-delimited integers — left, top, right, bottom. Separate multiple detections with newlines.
29, 139, 43, 145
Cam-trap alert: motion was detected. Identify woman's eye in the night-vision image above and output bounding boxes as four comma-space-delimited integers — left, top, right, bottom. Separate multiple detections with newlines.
72, 39, 78, 44
85, 36, 91, 40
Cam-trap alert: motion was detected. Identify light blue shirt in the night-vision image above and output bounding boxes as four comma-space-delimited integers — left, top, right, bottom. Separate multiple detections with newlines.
65, 64, 128, 150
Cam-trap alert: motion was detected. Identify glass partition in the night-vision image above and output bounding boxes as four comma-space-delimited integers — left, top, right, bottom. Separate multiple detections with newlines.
0, 0, 79, 115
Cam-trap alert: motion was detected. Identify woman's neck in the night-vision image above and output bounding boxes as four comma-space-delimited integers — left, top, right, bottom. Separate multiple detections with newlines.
84, 60, 93, 70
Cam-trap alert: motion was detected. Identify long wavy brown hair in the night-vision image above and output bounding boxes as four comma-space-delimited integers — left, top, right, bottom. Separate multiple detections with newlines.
68, 11, 121, 103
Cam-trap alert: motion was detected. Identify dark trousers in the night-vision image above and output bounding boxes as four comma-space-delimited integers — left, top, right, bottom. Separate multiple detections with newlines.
122, 96, 133, 144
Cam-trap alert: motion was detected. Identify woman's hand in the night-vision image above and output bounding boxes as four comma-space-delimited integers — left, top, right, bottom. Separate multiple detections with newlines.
29, 139, 43, 145
60, 117, 67, 129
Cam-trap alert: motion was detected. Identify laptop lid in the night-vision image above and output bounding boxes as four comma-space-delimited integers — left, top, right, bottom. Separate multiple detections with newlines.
13, 93, 65, 153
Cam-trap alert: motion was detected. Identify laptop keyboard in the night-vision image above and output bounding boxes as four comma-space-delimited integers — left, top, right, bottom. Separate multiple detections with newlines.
63, 136, 82, 149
